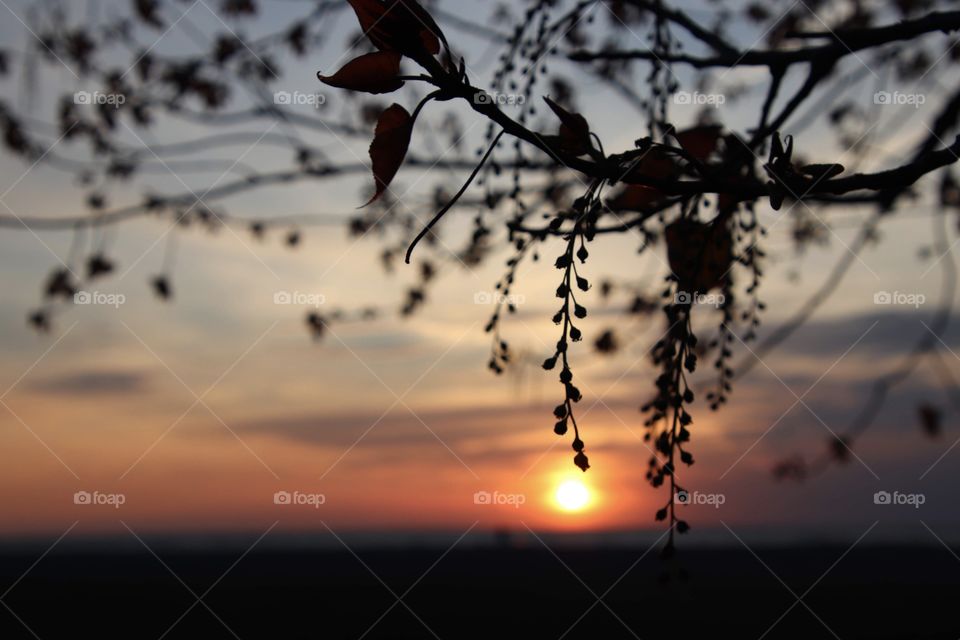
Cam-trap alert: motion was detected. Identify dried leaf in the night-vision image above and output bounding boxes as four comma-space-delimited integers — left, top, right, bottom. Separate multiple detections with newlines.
347, 0, 443, 63
666, 218, 732, 293
318, 51, 404, 95
543, 96, 592, 156
675, 125, 722, 162
623, 148, 677, 183
366, 104, 414, 205
607, 184, 664, 212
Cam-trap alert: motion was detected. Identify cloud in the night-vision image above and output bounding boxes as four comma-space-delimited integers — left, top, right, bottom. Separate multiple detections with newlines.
27, 369, 150, 395
773, 308, 960, 358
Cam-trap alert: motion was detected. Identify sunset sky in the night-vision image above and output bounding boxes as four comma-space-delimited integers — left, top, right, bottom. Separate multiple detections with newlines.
0, 0, 957, 546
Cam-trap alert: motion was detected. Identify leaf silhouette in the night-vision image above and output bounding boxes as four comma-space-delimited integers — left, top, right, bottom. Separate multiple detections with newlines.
318, 51, 404, 95
674, 125, 722, 162
543, 97, 592, 156
623, 148, 677, 183
607, 184, 664, 212
666, 219, 732, 293
366, 104, 414, 205
396, 0, 444, 55
346, 0, 443, 65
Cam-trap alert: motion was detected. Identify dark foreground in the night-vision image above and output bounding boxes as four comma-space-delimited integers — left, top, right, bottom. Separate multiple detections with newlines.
1, 544, 957, 639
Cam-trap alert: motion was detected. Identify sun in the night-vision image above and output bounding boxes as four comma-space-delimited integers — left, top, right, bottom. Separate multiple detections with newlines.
554, 479, 590, 512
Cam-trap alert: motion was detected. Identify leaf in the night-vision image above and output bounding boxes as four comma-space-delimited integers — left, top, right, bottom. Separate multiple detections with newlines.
366, 104, 414, 205
674, 125, 722, 162
665, 218, 733, 293
397, 0, 444, 56
623, 147, 677, 183
346, 0, 443, 64
318, 51, 404, 95
543, 97, 592, 156
607, 184, 664, 212
347, 0, 402, 51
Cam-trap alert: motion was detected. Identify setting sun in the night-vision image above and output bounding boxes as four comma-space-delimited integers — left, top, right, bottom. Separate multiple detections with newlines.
554, 479, 591, 512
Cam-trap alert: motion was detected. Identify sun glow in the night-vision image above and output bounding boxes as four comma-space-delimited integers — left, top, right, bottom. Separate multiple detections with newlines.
554, 479, 591, 512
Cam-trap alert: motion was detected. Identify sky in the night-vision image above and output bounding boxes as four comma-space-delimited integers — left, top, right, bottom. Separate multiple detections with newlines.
0, 0, 958, 547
